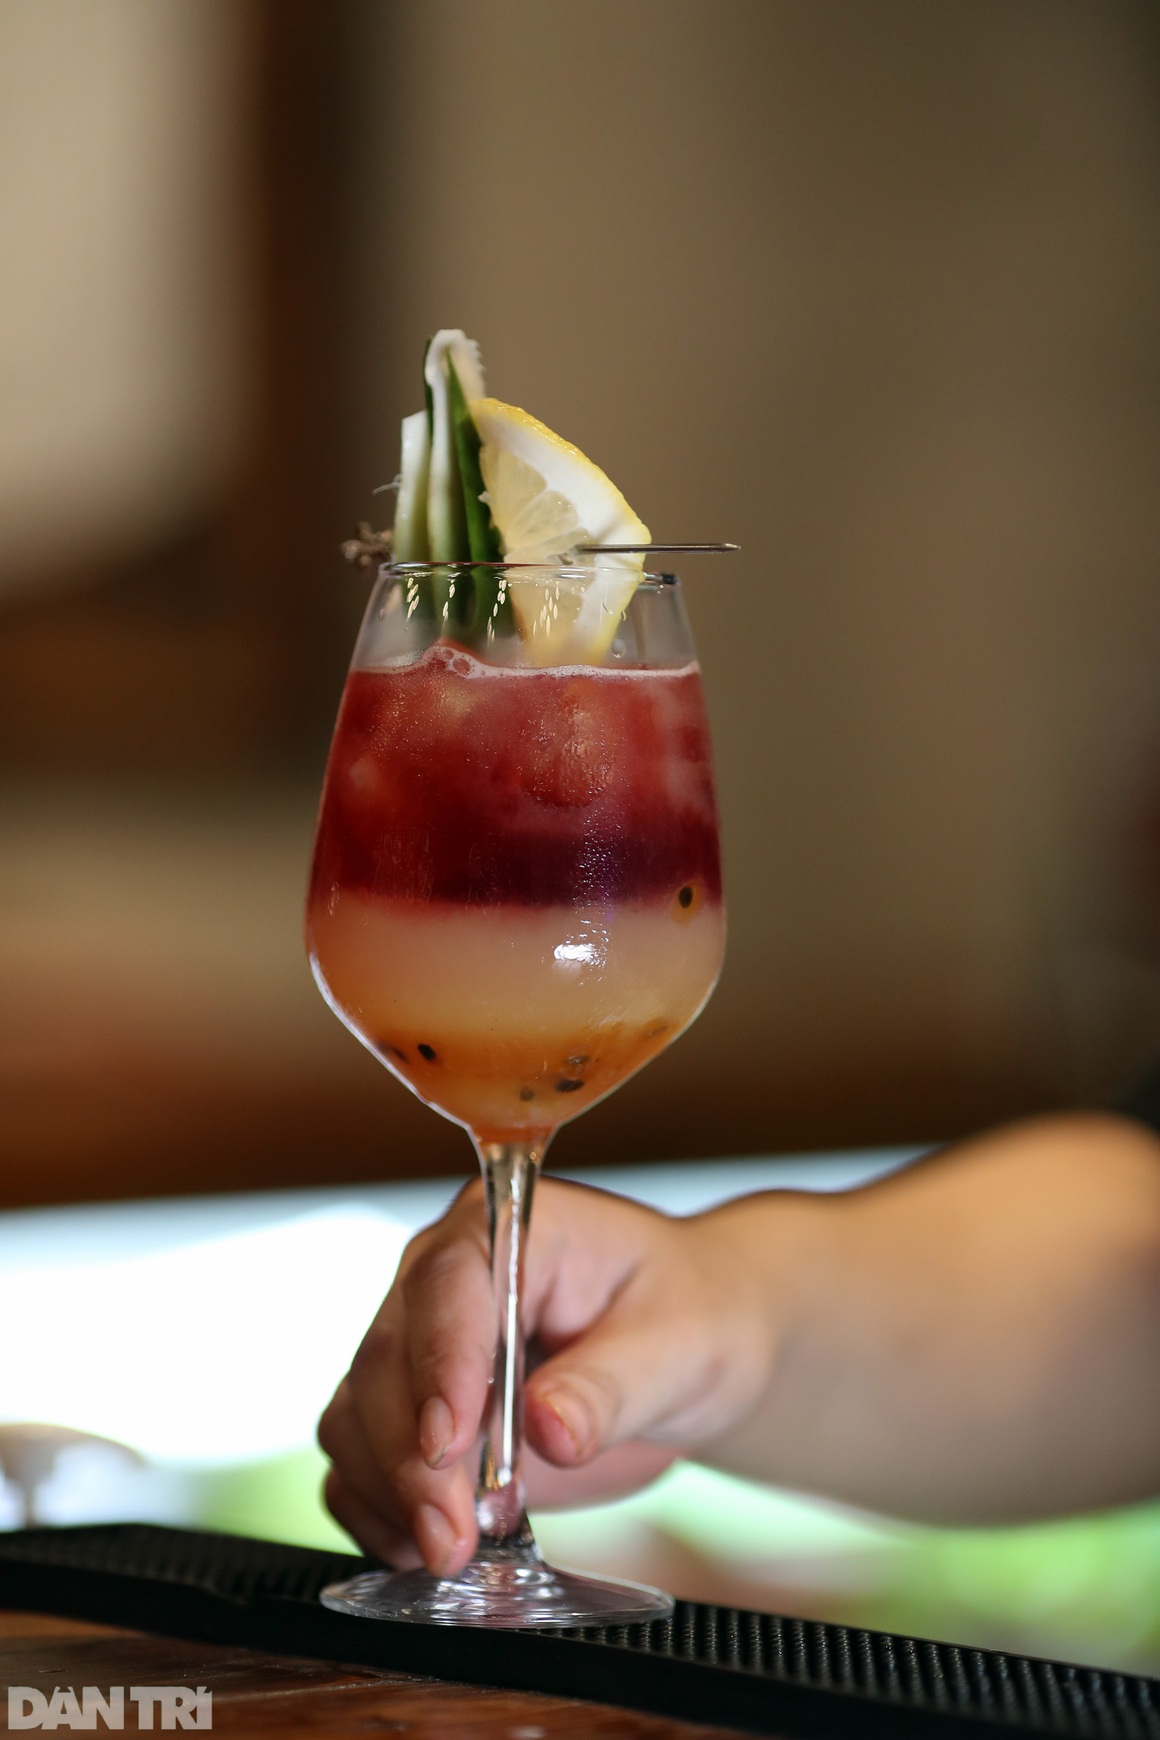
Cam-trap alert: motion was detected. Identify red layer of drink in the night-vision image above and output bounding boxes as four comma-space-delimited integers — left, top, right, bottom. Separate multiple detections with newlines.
309, 645, 722, 910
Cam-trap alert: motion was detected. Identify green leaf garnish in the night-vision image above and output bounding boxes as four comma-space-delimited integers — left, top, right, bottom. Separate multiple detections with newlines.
447, 358, 501, 564
447, 357, 514, 640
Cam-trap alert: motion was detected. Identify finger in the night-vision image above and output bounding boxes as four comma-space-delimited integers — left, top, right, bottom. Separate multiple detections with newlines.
322, 1374, 479, 1574
343, 1382, 480, 1573
323, 1467, 421, 1569
318, 1377, 412, 1538
402, 1226, 495, 1469
526, 1275, 725, 1465
327, 1463, 472, 1580
383, 1178, 661, 1476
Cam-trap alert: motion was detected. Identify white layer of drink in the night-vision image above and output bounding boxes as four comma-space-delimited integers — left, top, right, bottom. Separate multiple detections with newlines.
309, 892, 725, 1139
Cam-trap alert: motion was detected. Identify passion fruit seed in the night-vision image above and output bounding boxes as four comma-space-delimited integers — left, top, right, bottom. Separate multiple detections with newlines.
555, 1078, 584, 1093
519, 1086, 536, 1102
678, 885, 694, 908
417, 1043, 437, 1061
389, 1046, 408, 1063
566, 1053, 590, 1067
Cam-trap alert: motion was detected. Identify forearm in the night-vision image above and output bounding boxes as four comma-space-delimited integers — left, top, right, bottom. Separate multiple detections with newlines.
698, 1115, 1160, 1522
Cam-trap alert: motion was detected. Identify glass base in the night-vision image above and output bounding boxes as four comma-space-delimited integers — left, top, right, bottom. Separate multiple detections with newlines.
320, 1539, 674, 1629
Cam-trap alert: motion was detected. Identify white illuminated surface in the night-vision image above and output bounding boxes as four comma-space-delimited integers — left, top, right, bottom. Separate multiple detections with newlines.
0, 1207, 411, 1464
0, 1152, 922, 1481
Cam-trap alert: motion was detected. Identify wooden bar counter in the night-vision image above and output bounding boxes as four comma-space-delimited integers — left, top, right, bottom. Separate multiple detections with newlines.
0, 1611, 743, 1737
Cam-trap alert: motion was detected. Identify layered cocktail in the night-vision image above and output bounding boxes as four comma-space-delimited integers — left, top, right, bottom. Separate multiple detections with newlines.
308, 642, 723, 1142
309, 330, 726, 1627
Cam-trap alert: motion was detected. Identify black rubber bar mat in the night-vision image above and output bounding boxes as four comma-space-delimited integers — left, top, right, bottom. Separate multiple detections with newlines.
0, 1525, 1156, 1740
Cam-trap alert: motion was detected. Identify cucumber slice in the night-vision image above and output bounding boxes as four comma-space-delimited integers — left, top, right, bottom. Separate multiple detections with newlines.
448, 358, 501, 564
447, 360, 513, 641
424, 331, 482, 566
392, 409, 431, 563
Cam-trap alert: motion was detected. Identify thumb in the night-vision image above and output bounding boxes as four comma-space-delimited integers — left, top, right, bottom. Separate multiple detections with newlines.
525, 1295, 715, 1466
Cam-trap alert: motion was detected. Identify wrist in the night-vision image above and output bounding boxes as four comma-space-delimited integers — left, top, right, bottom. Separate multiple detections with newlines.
690, 1188, 844, 1456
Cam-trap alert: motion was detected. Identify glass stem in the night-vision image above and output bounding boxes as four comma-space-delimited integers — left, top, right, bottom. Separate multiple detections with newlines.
472, 1138, 548, 1552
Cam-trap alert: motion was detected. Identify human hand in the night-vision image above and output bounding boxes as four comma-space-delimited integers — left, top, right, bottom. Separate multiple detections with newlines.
319, 1115, 1160, 1568
317, 1177, 783, 1576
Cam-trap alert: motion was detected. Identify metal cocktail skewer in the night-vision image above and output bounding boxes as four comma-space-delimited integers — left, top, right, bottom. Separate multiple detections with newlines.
342, 528, 739, 569
576, 542, 739, 554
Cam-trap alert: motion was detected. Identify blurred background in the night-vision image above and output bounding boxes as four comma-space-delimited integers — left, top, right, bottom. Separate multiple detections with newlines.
2, 0, 1160, 1672
3, 0, 1159, 1205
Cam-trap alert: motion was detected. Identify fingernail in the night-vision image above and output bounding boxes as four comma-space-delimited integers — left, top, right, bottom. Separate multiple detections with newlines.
538, 1385, 593, 1456
419, 1395, 454, 1467
415, 1503, 456, 1573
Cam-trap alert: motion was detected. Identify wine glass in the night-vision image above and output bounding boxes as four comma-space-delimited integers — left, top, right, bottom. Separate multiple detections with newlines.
307, 561, 725, 1626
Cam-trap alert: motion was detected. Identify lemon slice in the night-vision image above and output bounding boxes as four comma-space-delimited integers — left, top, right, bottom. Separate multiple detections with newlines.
470, 397, 650, 664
